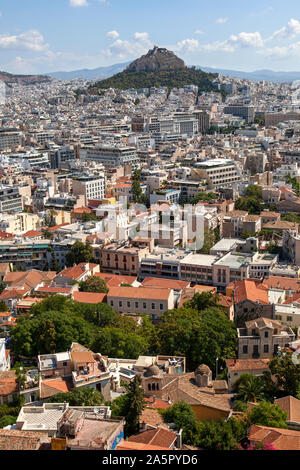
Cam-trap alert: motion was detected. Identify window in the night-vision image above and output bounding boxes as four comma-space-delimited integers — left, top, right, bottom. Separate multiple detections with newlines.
264, 344, 269, 353
151, 303, 155, 310
143, 302, 146, 309
253, 345, 259, 353
264, 331, 268, 338
63, 362, 67, 367
243, 345, 248, 354
110, 301, 114, 307
119, 301, 123, 307
135, 302, 138, 309
160, 304, 164, 310
287, 316, 293, 322
252, 329, 256, 336
127, 301, 130, 308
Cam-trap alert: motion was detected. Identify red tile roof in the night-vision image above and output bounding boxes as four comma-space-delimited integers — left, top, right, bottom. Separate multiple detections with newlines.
226, 358, 270, 372
22, 230, 43, 238
249, 424, 300, 450
127, 427, 176, 449
108, 286, 171, 300
263, 276, 300, 292
0, 430, 46, 450
0, 371, 18, 396
233, 280, 269, 304
116, 441, 171, 451
142, 277, 190, 290
41, 377, 72, 399
94, 272, 136, 287
73, 292, 106, 304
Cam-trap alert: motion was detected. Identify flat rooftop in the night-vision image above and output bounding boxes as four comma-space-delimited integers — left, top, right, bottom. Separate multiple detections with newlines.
210, 238, 241, 252
214, 252, 252, 269
195, 158, 235, 168
67, 417, 122, 449
143, 246, 189, 262
181, 253, 218, 266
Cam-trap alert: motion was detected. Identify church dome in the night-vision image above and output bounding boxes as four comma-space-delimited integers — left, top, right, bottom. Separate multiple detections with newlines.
144, 365, 161, 377
195, 364, 211, 376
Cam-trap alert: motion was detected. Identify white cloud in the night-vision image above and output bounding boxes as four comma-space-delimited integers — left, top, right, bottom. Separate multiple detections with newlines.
133, 32, 149, 41
216, 17, 228, 24
194, 29, 204, 35
175, 38, 199, 53
269, 18, 300, 41
258, 41, 300, 58
107, 30, 119, 40
69, 0, 88, 7
103, 31, 152, 59
0, 30, 49, 52
199, 31, 264, 53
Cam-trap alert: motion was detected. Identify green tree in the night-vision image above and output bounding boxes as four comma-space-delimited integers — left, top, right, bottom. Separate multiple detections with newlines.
47, 387, 104, 406
199, 228, 217, 254
0, 415, 17, 428
124, 375, 145, 437
235, 374, 265, 402
0, 300, 8, 312
110, 394, 130, 418
184, 292, 220, 312
0, 281, 7, 295
247, 401, 288, 429
197, 418, 247, 450
79, 276, 109, 294
157, 306, 237, 371
66, 241, 93, 267
268, 353, 300, 398
161, 401, 200, 445
235, 196, 262, 214
244, 185, 263, 200
240, 230, 256, 239
92, 328, 149, 359
10, 310, 97, 357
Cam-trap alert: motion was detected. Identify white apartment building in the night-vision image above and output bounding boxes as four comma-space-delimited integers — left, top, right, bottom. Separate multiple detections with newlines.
82, 145, 140, 169
0, 338, 10, 371
0, 130, 23, 150
249, 253, 278, 279
275, 303, 300, 329
72, 175, 106, 204
194, 159, 242, 189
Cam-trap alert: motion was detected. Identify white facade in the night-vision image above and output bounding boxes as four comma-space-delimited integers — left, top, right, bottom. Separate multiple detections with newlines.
0, 338, 9, 371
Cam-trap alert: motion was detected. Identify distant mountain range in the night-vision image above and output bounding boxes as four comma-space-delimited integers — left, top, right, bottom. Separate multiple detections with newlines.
198, 67, 300, 83
48, 62, 130, 81
49, 62, 300, 83
0, 71, 50, 85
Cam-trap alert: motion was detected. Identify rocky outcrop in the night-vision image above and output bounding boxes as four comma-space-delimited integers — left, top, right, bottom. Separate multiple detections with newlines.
126, 46, 186, 72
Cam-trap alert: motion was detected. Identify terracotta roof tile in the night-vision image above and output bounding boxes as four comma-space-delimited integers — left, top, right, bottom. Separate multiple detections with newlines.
73, 292, 106, 304
0, 430, 47, 450
108, 286, 171, 300
142, 278, 190, 290
225, 358, 270, 372
249, 425, 300, 450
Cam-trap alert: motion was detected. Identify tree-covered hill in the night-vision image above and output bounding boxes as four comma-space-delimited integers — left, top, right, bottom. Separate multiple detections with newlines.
89, 67, 217, 93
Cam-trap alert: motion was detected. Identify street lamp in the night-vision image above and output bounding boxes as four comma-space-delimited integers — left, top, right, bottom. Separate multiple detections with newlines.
216, 357, 219, 378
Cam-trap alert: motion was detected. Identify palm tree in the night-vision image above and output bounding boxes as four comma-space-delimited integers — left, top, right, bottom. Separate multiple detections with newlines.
236, 374, 264, 403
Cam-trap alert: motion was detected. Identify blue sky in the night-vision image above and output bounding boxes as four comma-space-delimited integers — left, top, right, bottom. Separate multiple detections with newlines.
1, 0, 300, 73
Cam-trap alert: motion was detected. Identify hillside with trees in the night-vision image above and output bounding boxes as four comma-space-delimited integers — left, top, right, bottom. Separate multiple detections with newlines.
89, 47, 217, 93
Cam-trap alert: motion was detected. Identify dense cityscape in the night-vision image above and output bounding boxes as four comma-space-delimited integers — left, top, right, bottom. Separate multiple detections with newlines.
0, 3, 300, 456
